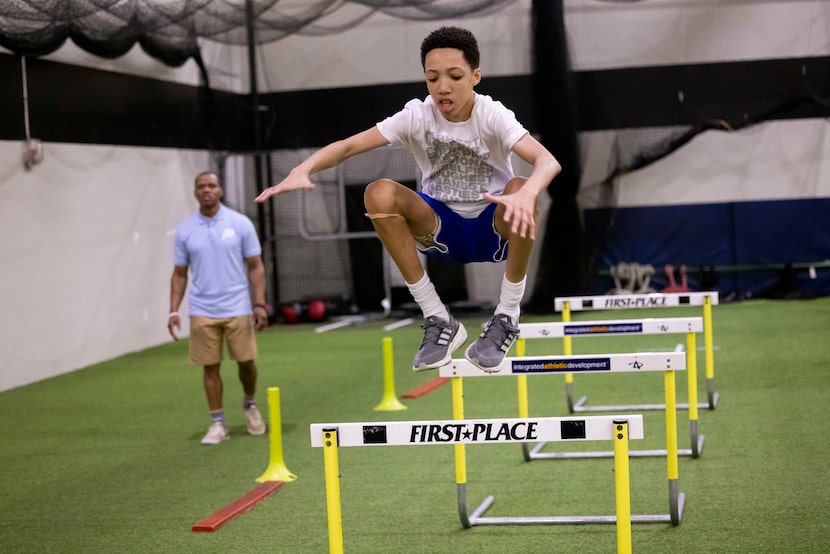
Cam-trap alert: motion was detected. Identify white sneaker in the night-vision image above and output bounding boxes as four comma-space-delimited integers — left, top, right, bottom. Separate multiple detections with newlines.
201, 422, 229, 445
245, 405, 266, 436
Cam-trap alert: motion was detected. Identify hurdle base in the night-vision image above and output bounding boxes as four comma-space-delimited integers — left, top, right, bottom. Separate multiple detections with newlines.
459, 489, 682, 526
573, 395, 712, 412
669, 480, 685, 526
574, 393, 719, 412
527, 434, 704, 460
689, 421, 703, 458
521, 442, 531, 462
707, 386, 720, 410
565, 382, 575, 413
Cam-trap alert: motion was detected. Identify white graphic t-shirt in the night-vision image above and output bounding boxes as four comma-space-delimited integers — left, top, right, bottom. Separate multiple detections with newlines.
377, 93, 528, 217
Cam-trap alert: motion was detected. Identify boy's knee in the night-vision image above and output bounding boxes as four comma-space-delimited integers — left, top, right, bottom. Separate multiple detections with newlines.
364, 178, 398, 210
503, 177, 527, 195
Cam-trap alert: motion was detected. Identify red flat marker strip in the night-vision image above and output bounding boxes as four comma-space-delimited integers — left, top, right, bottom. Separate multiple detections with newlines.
401, 377, 450, 399
192, 481, 285, 532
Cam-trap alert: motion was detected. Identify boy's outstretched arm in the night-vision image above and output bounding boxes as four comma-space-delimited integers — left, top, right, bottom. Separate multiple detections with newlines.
485, 133, 561, 240
255, 127, 390, 203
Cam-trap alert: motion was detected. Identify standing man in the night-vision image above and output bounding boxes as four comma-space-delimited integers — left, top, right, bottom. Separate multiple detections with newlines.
168, 171, 268, 445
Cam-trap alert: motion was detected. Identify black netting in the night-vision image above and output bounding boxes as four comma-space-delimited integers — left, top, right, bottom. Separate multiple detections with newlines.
0, 0, 517, 67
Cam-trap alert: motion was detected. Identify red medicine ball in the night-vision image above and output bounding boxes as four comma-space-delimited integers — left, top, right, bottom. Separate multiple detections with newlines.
307, 299, 326, 322
281, 303, 301, 324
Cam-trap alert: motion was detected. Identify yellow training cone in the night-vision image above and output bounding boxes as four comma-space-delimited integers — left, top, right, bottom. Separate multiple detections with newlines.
374, 337, 407, 412
256, 387, 298, 482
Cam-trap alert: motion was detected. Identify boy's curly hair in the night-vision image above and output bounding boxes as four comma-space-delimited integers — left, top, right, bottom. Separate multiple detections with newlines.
420, 26, 480, 70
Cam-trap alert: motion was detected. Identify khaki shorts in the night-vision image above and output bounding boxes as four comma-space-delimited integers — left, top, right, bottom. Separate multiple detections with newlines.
189, 316, 258, 366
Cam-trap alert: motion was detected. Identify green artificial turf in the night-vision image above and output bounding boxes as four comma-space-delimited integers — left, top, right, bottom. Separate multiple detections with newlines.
1, 298, 829, 553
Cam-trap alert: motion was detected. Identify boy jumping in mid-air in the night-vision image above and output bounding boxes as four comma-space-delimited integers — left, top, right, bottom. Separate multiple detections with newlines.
255, 26, 561, 373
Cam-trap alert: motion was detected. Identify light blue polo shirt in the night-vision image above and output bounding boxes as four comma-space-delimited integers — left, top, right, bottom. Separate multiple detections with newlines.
174, 204, 262, 318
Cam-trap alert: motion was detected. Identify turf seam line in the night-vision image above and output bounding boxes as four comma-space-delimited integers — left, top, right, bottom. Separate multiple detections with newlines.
192, 481, 285, 532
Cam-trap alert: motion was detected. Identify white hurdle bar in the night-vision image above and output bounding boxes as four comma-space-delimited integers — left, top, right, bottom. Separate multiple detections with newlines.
311, 415, 644, 554
517, 317, 705, 458
554, 292, 720, 410
440, 352, 686, 526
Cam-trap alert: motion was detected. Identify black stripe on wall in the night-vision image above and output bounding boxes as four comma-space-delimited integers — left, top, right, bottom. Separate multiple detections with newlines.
0, 54, 246, 149
259, 55, 829, 147
574, 56, 830, 130
255, 76, 538, 150
1, 53, 827, 149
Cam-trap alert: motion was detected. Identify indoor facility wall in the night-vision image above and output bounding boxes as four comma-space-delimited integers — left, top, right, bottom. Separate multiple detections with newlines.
0, 141, 210, 391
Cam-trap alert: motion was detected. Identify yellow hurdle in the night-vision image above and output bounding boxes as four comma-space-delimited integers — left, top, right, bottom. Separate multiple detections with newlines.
256, 387, 298, 483
311, 414, 643, 547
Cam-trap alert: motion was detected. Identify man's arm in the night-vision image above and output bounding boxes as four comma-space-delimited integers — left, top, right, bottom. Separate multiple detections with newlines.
168, 265, 188, 340
246, 255, 268, 331
485, 133, 561, 240
255, 127, 390, 202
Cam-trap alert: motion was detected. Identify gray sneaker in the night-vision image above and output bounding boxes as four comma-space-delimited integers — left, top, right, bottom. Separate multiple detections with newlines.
464, 314, 520, 373
412, 315, 468, 371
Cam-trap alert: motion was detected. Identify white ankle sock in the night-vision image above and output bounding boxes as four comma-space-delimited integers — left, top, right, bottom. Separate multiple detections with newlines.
495, 275, 526, 322
406, 273, 449, 320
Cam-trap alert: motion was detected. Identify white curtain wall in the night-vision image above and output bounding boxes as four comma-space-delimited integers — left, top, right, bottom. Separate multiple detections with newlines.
579, 119, 830, 209
0, 142, 209, 391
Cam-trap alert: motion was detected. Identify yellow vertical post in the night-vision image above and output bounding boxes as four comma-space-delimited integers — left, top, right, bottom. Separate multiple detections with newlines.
516, 338, 529, 418
452, 377, 466, 485
256, 387, 298, 482
686, 332, 699, 422
613, 420, 632, 554
703, 295, 715, 381
562, 301, 574, 384
322, 429, 344, 554
664, 370, 679, 481
664, 369, 683, 525
374, 337, 407, 411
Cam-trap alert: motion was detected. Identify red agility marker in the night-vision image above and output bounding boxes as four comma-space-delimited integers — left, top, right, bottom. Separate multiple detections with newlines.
192, 481, 284, 532
401, 377, 450, 399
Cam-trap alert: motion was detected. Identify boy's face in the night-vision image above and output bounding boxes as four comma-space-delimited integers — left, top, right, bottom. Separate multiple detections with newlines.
423, 47, 481, 123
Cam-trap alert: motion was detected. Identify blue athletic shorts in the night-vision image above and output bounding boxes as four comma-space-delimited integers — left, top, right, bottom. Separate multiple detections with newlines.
415, 192, 508, 264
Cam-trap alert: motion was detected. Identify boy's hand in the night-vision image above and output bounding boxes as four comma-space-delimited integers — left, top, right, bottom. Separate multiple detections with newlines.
255, 174, 315, 202
485, 187, 538, 240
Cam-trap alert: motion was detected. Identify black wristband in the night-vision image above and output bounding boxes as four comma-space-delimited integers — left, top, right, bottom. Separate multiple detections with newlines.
253, 303, 268, 311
